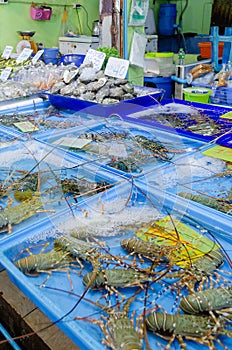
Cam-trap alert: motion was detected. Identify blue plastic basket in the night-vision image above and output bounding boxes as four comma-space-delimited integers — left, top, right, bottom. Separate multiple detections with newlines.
59, 54, 85, 67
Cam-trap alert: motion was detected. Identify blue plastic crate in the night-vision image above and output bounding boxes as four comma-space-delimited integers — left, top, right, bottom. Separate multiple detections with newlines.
122, 98, 232, 143
36, 116, 205, 177
0, 182, 231, 349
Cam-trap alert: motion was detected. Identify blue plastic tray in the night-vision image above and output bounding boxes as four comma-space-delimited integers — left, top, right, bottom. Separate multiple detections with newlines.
122, 98, 232, 143
216, 132, 232, 148
0, 182, 231, 350
36, 116, 205, 176
45, 86, 164, 117
0, 125, 26, 147
142, 143, 232, 217
0, 99, 100, 138
0, 137, 125, 241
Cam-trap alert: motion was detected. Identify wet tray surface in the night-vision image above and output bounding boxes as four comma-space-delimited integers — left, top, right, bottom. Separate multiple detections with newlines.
124, 99, 232, 142
0, 125, 25, 149
143, 143, 232, 216
37, 115, 205, 176
0, 182, 231, 350
0, 137, 124, 240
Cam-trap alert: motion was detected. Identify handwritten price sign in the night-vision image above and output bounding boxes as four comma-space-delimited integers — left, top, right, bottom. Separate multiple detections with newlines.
32, 49, 44, 64
105, 57, 129, 79
16, 48, 33, 64
2, 46, 13, 59
83, 49, 106, 71
0, 67, 12, 82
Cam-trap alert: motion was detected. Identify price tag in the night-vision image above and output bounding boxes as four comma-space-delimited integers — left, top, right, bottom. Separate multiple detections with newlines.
13, 121, 39, 133
0, 67, 12, 82
136, 217, 220, 268
2, 46, 13, 59
220, 111, 232, 120
83, 49, 106, 71
105, 57, 129, 79
16, 48, 33, 64
32, 50, 44, 64
202, 145, 232, 162
52, 137, 91, 149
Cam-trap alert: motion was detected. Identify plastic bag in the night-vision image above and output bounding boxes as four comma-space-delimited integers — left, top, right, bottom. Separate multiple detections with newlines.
129, 31, 147, 68
129, 0, 149, 26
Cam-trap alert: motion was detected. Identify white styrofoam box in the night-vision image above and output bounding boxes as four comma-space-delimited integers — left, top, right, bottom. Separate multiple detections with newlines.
59, 36, 99, 55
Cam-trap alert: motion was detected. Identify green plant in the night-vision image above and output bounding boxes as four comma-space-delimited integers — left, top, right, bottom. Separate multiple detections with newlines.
97, 46, 120, 69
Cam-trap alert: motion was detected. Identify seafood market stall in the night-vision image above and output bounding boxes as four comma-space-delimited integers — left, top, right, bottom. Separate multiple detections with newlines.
0, 45, 231, 350
0, 90, 231, 350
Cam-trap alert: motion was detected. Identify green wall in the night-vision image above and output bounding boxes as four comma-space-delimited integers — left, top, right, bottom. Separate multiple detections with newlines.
0, 0, 213, 53
150, 0, 213, 35
0, 0, 99, 52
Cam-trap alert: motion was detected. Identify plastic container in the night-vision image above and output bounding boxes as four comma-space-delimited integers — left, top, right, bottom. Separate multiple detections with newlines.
43, 47, 59, 65
144, 52, 175, 76
158, 4, 177, 36
183, 87, 212, 103
59, 54, 85, 67
144, 76, 173, 99
198, 42, 224, 58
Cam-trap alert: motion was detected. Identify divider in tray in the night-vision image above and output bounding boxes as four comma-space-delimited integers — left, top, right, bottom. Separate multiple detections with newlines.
0, 181, 231, 350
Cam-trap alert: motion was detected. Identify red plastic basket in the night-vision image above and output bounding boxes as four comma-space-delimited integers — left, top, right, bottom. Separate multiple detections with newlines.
198, 42, 224, 58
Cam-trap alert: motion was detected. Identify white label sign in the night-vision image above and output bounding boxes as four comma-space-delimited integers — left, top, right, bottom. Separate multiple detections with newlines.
0, 67, 12, 82
16, 48, 33, 64
32, 49, 44, 64
83, 48, 106, 71
105, 57, 129, 79
2, 46, 13, 59
52, 137, 91, 149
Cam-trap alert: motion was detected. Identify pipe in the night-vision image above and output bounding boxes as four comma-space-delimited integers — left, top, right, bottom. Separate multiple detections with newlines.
171, 75, 187, 84
0, 323, 22, 350
123, 0, 128, 60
